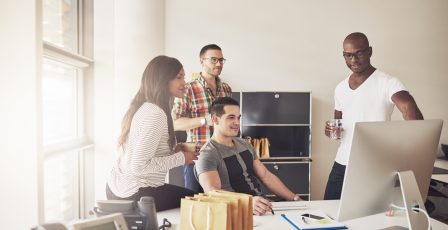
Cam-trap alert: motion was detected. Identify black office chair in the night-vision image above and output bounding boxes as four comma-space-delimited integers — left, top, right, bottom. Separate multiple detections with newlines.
175, 130, 187, 143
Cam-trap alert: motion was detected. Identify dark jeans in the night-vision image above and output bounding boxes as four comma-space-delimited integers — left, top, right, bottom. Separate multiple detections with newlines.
324, 161, 346, 200
106, 183, 195, 211
184, 164, 203, 193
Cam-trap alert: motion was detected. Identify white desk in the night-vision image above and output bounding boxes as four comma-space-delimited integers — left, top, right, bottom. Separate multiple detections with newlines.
157, 200, 448, 229
433, 158, 448, 183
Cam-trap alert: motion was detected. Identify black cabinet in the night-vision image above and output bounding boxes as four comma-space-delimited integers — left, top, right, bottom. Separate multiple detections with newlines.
239, 91, 312, 198
260, 162, 310, 196
242, 92, 310, 124
170, 91, 312, 198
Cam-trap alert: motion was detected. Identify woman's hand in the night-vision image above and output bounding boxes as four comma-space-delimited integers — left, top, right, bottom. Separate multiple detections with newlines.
183, 151, 198, 165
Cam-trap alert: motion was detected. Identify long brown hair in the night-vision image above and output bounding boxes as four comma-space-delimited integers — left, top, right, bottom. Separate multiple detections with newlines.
118, 55, 182, 150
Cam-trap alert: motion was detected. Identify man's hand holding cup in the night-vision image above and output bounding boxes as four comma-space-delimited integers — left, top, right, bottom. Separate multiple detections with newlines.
325, 119, 343, 140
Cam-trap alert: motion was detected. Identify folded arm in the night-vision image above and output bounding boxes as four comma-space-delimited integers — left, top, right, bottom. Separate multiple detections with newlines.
173, 117, 204, 131
172, 87, 208, 131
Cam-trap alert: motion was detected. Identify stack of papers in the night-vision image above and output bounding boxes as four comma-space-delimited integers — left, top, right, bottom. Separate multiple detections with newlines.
272, 201, 308, 211
281, 210, 346, 229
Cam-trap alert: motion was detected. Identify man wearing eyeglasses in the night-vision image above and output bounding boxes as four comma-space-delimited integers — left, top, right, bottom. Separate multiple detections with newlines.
172, 44, 232, 193
323, 32, 423, 200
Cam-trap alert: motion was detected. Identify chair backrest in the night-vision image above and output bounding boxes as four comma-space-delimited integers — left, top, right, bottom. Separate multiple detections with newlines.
175, 131, 187, 143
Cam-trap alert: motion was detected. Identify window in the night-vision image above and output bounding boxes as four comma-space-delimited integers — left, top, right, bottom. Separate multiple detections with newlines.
43, 150, 78, 222
42, 58, 79, 145
41, 0, 93, 224
43, 0, 78, 52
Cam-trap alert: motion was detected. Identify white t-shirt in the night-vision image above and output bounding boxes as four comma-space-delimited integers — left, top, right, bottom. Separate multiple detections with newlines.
334, 70, 407, 165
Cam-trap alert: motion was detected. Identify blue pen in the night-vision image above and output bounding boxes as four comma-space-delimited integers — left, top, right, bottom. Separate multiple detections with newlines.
281, 214, 300, 229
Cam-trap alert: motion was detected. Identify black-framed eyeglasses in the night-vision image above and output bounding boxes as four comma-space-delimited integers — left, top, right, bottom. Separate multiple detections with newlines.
158, 218, 172, 230
204, 57, 226, 64
342, 47, 370, 60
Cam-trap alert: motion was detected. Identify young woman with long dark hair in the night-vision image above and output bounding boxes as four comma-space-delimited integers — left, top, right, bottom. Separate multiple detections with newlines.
106, 55, 197, 211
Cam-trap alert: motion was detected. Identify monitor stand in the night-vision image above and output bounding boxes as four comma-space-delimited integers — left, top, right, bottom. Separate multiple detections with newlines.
396, 170, 429, 230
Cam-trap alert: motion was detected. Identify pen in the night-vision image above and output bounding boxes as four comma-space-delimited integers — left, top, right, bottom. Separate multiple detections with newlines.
271, 208, 275, 215
281, 214, 300, 229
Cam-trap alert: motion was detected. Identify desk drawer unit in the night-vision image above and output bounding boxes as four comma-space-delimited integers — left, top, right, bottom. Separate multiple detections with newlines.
260, 161, 310, 198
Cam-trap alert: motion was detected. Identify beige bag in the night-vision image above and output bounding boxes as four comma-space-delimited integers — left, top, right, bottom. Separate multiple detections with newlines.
208, 190, 253, 230
194, 194, 241, 230
180, 198, 231, 230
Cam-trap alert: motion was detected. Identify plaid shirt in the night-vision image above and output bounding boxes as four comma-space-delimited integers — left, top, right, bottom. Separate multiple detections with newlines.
172, 74, 232, 144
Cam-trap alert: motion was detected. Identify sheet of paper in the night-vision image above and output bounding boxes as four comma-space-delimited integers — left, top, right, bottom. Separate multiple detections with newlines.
283, 210, 346, 229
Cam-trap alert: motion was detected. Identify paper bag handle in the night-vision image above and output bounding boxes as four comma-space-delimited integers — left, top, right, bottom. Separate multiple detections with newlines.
189, 205, 211, 230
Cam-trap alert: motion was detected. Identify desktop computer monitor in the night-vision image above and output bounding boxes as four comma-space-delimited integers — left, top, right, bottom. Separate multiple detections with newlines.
337, 120, 443, 224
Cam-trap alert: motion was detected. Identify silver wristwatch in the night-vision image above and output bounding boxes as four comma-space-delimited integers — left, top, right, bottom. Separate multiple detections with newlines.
200, 117, 207, 126
293, 194, 300, 201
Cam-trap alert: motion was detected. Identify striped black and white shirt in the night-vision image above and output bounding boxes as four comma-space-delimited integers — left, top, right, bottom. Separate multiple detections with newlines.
108, 103, 185, 198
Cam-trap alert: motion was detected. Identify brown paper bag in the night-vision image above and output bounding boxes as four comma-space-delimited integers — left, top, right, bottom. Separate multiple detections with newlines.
253, 138, 261, 158
180, 198, 230, 230
208, 190, 253, 230
196, 194, 242, 230
261, 137, 270, 158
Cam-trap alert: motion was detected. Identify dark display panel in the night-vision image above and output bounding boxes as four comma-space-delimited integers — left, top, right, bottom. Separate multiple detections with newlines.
242, 92, 310, 124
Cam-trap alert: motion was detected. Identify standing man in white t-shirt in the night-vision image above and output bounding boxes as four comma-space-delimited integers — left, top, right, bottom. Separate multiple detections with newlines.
323, 32, 424, 200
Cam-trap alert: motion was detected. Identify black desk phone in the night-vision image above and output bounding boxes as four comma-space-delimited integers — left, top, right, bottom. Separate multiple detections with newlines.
92, 196, 158, 230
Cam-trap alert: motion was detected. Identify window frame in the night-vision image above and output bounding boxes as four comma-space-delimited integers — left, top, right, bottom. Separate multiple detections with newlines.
39, 0, 94, 224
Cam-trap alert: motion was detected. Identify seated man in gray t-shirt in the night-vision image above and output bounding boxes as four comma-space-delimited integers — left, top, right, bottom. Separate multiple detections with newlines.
195, 97, 302, 216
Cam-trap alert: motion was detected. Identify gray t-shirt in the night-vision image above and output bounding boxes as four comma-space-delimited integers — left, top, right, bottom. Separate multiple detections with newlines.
195, 137, 262, 196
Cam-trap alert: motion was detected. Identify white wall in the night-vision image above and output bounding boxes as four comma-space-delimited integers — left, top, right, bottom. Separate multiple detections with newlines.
0, 1, 40, 228
165, 0, 448, 199
0, 1, 445, 225
93, 0, 166, 200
